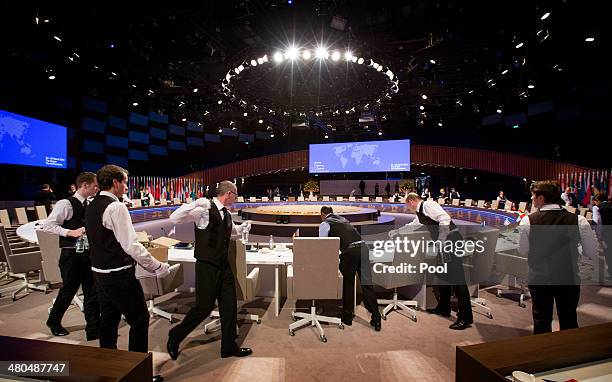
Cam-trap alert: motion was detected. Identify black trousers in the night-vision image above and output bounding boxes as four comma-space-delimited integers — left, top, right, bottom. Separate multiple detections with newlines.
434, 231, 473, 322
169, 260, 238, 355
529, 285, 580, 335
94, 268, 150, 352
47, 249, 100, 337
340, 244, 381, 320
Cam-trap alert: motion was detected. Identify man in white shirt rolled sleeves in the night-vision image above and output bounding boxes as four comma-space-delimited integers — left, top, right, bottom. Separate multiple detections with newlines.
390, 193, 473, 330
43, 172, 100, 339
166, 180, 252, 360
519, 180, 599, 334
85, 165, 169, 382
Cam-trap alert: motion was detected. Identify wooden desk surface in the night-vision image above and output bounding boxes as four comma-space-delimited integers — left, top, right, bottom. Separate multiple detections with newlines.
456, 323, 612, 382
0, 336, 152, 382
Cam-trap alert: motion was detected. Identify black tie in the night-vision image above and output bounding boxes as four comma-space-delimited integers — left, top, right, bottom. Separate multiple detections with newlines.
221, 207, 230, 227
83, 199, 89, 208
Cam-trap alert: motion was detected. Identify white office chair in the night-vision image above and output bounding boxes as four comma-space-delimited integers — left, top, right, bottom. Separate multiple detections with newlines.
348, 196, 356, 202
463, 199, 473, 207
132, 199, 142, 208
477, 200, 485, 208
249, 196, 257, 202
518, 202, 527, 212
139, 264, 184, 321
274, 196, 281, 202
35, 206, 48, 220
452, 199, 460, 206
237, 196, 245, 203
287, 237, 343, 342
205, 240, 261, 332
375, 197, 383, 202
462, 227, 499, 318
297, 196, 305, 202
336, 197, 344, 202
361, 197, 370, 202
15, 208, 29, 225
490, 200, 499, 210
437, 198, 446, 205
322, 196, 330, 202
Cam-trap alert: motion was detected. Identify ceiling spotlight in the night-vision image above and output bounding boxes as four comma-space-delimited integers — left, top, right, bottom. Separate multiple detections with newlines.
262, 55, 268, 63
218, 128, 222, 133
515, 42, 524, 48
324, 134, 329, 139
496, 108, 502, 114
270, 133, 275, 138
251, 59, 257, 66
53, 35, 61, 42
287, 47, 298, 60
218, 100, 223, 104
243, 112, 248, 117
527, 83, 535, 89
419, 105, 425, 110
257, 57, 264, 65
372, 62, 379, 69
344, 51, 353, 61
376, 65, 383, 72
357, 57, 364, 65
378, 131, 383, 136
345, 110, 350, 114
273, 51, 284, 63
193, 88, 198, 93
501, 69, 509, 74
541, 12, 550, 20
132, 102, 138, 107
315, 47, 328, 59
234, 67, 240, 74
468, 90, 474, 94
48, 75, 56, 80
421, 94, 428, 100
238, 65, 244, 72
258, 119, 263, 124
438, 121, 443, 127
181, 118, 187, 122
302, 50, 311, 59
585, 37, 595, 42
429, 59, 436, 64
386, 70, 394, 80
331, 51, 341, 61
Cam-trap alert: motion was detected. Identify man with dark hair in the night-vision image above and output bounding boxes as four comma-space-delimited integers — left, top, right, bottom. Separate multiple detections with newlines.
385, 182, 391, 198
359, 179, 366, 197
391, 192, 473, 330
319, 206, 382, 331
167, 180, 252, 360
35, 183, 57, 214
85, 165, 169, 382
519, 180, 598, 334
68, 184, 77, 196
43, 172, 100, 338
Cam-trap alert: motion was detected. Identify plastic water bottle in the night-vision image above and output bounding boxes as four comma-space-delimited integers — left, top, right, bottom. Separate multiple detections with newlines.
196, 214, 207, 229
76, 235, 84, 253
269, 235, 274, 250
83, 233, 89, 251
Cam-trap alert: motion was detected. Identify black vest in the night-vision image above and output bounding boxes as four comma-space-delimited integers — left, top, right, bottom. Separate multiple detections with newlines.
85, 194, 134, 270
527, 208, 581, 285
194, 203, 233, 266
325, 214, 361, 253
59, 196, 86, 248
416, 201, 457, 241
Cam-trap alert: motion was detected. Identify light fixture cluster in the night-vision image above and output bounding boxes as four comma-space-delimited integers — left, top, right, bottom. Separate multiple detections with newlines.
220, 45, 401, 118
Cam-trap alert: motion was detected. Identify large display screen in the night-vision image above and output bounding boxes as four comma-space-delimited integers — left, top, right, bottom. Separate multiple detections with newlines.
309, 139, 410, 173
0, 109, 67, 168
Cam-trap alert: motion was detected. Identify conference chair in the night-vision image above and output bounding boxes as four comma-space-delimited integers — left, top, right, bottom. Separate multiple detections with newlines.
375, 197, 383, 202
297, 196, 305, 202
274, 196, 281, 202
237, 196, 245, 203
494, 243, 529, 308
288, 197, 296, 202
518, 202, 527, 212
373, 230, 429, 322
477, 200, 486, 208
437, 198, 446, 205
452, 199, 460, 206
204, 240, 261, 332
348, 196, 356, 202
287, 237, 344, 342
564, 206, 576, 214
159, 198, 167, 206
15, 208, 29, 225
1, 209, 18, 231
173, 198, 181, 205
336, 197, 344, 202
139, 264, 184, 321
362, 196, 370, 202
35, 206, 48, 220
261, 197, 269, 202
132, 199, 142, 208
461, 227, 499, 319
490, 200, 499, 210
0, 227, 48, 300
463, 199, 473, 207
322, 196, 330, 202
248, 196, 256, 202
309, 195, 318, 202
504, 201, 514, 212
586, 211, 593, 221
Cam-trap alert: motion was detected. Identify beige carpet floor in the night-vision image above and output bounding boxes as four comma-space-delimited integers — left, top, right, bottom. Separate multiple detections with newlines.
1, 278, 611, 382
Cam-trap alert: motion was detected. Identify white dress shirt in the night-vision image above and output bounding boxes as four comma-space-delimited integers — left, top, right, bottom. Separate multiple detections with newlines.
395, 200, 452, 241
518, 204, 599, 258
561, 193, 572, 207
319, 214, 331, 237
592, 205, 601, 225
42, 192, 87, 237
94, 191, 165, 274
170, 197, 247, 234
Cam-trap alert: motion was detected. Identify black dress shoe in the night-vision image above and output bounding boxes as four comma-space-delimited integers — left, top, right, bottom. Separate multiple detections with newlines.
370, 318, 382, 332
46, 323, 69, 336
152, 375, 164, 382
221, 347, 253, 358
166, 337, 180, 361
336, 313, 352, 326
425, 307, 451, 318
86, 331, 100, 341
449, 320, 473, 330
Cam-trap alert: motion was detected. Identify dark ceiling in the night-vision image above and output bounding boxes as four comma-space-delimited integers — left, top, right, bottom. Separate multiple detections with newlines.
1, 0, 609, 169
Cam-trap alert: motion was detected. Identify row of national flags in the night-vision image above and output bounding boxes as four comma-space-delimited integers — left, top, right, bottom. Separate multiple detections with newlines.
558, 169, 612, 206
128, 176, 209, 202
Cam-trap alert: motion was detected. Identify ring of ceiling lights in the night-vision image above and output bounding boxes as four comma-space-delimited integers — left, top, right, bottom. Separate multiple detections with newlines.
219, 46, 400, 117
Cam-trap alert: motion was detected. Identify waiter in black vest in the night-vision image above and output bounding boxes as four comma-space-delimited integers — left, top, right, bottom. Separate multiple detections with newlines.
319, 206, 382, 331
166, 180, 252, 360
391, 193, 473, 330
519, 181, 598, 334
43, 172, 100, 339
85, 165, 169, 382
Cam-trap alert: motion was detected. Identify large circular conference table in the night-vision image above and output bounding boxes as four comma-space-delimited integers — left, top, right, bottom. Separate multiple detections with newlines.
16, 199, 520, 316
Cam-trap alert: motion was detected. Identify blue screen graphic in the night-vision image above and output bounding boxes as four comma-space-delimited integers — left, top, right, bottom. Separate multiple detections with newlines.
0, 110, 67, 169
309, 139, 410, 173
